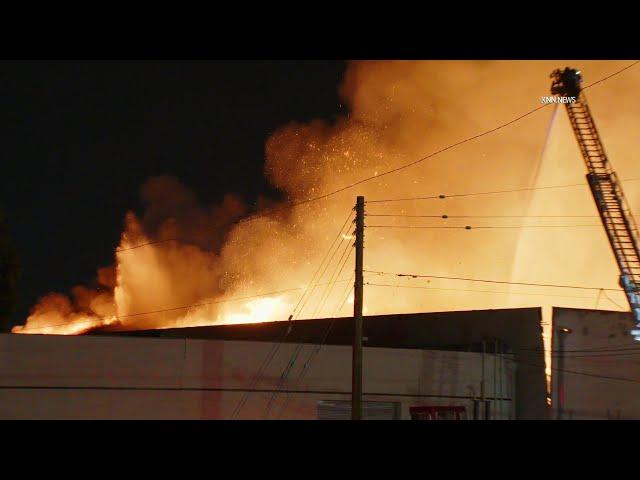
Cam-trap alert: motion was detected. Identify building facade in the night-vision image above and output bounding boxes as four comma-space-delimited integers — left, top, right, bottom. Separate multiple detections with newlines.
1, 307, 549, 419
551, 307, 640, 420
0, 333, 515, 419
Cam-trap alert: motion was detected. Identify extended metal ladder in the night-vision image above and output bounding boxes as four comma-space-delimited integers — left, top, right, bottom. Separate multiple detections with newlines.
551, 68, 640, 338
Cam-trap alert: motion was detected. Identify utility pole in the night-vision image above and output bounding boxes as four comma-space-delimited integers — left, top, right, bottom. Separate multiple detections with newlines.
556, 327, 572, 420
352, 195, 365, 420
480, 340, 485, 419
493, 338, 498, 421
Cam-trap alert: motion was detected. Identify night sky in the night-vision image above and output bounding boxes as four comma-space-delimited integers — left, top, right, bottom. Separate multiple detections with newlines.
1, 61, 347, 326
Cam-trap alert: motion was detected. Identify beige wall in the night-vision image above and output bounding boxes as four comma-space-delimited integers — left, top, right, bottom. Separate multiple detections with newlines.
0, 333, 515, 419
551, 308, 640, 419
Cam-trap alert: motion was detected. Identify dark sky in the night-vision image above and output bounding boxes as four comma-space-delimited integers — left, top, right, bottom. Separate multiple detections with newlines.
1, 60, 347, 325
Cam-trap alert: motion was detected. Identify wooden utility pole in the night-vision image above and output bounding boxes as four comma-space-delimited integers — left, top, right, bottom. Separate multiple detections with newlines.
352, 196, 365, 420
556, 327, 572, 420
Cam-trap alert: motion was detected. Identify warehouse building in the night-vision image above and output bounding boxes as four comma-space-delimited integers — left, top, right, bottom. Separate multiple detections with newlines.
551, 307, 640, 420
0, 307, 547, 419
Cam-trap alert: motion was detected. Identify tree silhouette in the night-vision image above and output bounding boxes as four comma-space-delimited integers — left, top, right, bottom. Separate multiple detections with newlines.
0, 209, 19, 332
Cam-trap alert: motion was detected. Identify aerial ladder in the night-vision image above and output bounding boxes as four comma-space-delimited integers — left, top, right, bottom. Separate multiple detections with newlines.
550, 67, 640, 340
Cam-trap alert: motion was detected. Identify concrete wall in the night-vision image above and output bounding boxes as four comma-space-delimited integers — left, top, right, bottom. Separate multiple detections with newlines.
0, 333, 515, 420
122, 308, 546, 419
551, 308, 640, 419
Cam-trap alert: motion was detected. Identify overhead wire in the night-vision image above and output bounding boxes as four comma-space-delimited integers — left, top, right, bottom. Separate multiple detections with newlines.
290, 211, 355, 320
14, 276, 357, 334
366, 214, 601, 219
264, 228, 355, 417
520, 360, 640, 385
364, 282, 613, 301
538, 351, 640, 359
310, 240, 354, 320
366, 178, 640, 204
262, 213, 356, 418
116, 61, 640, 252
601, 289, 627, 311
366, 224, 604, 229
277, 273, 356, 419
266, 210, 357, 418
15, 286, 310, 334
521, 345, 640, 354
231, 208, 354, 419
363, 269, 624, 292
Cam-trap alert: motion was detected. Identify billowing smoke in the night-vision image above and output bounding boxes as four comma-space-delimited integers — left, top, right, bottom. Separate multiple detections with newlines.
13, 60, 640, 335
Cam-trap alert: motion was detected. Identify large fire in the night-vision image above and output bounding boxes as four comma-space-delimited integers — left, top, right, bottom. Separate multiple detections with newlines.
13, 61, 640, 340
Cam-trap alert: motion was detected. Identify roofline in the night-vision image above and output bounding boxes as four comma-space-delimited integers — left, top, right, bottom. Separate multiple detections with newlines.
93, 306, 544, 336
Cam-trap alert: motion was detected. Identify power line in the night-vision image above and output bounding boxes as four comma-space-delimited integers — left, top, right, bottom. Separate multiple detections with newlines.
561, 347, 640, 356
248, 208, 355, 418
520, 360, 640, 385
297, 225, 349, 318
367, 214, 600, 219
366, 178, 640, 204
15, 279, 357, 334
364, 282, 610, 301
114, 62, 640, 252
546, 351, 640, 359
278, 273, 355, 419
366, 224, 603, 229
582, 60, 640, 90
601, 289, 627, 311
232, 208, 354, 419
310, 241, 354, 319
367, 182, 584, 204
280, 214, 354, 411
524, 346, 640, 354
31, 264, 611, 334
115, 175, 636, 251
265, 223, 356, 418
116, 238, 182, 253
363, 269, 624, 292
291, 211, 355, 320
14, 285, 318, 334
15, 215, 356, 335
0, 384, 514, 401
